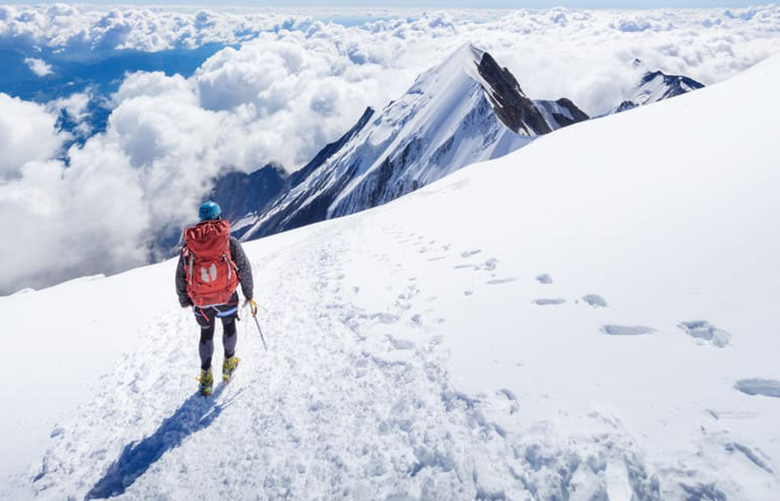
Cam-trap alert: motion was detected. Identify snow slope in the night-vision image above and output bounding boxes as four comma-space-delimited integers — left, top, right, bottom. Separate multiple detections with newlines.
2, 53, 780, 500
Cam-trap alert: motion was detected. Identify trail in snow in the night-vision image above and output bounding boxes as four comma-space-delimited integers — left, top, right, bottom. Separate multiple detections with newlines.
6, 216, 686, 501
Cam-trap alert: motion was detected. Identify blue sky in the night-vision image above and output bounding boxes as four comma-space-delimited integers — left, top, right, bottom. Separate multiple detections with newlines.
5, 0, 768, 8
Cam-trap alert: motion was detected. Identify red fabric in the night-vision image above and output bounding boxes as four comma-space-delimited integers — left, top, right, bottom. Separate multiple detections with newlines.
183, 220, 239, 307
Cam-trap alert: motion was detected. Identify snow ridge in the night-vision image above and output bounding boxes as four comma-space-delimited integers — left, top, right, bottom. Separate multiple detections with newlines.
8, 221, 692, 501
239, 43, 588, 240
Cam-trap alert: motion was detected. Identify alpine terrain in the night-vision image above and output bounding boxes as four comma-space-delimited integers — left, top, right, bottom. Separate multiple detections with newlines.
231, 44, 588, 240
1, 53, 779, 501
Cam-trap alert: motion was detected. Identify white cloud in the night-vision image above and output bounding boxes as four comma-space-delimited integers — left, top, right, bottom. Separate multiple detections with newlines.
106, 72, 231, 233
192, 31, 402, 167
0, 5, 288, 52
3, 6, 779, 116
24, 57, 53, 77
0, 149, 149, 295
0, 94, 64, 178
1, 5, 780, 293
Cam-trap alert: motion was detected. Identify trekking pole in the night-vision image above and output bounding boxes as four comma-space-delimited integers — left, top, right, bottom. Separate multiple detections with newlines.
252, 314, 268, 351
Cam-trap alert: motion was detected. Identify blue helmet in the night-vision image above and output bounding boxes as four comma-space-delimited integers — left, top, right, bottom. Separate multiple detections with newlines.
199, 201, 222, 221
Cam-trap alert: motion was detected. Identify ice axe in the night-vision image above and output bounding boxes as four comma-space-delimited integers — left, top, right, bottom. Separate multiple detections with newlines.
245, 298, 268, 351
252, 314, 268, 351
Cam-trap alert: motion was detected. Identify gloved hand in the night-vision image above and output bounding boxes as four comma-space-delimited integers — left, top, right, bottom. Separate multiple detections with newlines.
245, 298, 258, 317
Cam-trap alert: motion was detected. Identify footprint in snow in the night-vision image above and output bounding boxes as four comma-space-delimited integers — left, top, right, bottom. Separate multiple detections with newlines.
487, 278, 518, 285
497, 388, 520, 414
734, 379, 780, 398
481, 258, 498, 271
387, 335, 415, 350
536, 274, 553, 284
533, 298, 566, 306
678, 321, 730, 347
602, 325, 656, 336
725, 442, 775, 474
461, 249, 482, 258
370, 313, 400, 324
582, 295, 607, 308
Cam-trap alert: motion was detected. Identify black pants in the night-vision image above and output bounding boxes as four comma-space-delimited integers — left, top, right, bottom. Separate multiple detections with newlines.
194, 292, 239, 370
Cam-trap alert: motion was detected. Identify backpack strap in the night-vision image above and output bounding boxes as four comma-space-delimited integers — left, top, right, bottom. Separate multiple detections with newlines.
183, 247, 194, 287
222, 252, 238, 282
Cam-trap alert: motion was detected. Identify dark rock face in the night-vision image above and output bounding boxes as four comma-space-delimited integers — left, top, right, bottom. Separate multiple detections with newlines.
616, 100, 638, 113
476, 52, 552, 136
552, 98, 590, 128
641, 71, 705, 99
534, 98, 590, 131
209, 163, 289, 236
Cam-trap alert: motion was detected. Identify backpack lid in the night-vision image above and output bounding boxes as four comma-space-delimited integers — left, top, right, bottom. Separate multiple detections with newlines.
184, 219, 232, 257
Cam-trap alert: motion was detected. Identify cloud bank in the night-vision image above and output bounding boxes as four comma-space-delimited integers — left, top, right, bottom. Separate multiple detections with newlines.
1, 5, 779, 294
0, 94, 63, 177
0, 4, 285, 52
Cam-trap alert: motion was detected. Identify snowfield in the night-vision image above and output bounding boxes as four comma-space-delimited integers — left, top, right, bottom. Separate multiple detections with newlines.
2, 53, 780, 500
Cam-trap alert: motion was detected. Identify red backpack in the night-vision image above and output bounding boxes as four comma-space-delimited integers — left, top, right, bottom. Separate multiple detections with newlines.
182, 220, 239, 307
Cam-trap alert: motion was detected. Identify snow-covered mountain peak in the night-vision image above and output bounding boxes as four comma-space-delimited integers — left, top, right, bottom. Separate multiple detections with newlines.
406, 43, 549, 136
639, 70, 705, 100
407, 42, 485, 94
615, 69, 706, 113
236, 45, 588, 240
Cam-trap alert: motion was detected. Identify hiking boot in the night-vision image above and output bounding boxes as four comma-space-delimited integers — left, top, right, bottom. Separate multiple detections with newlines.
199, 368, 214, 396
222, 356, 241, 383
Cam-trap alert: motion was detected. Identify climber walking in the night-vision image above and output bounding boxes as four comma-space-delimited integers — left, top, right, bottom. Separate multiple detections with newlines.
175, 201, 257, 396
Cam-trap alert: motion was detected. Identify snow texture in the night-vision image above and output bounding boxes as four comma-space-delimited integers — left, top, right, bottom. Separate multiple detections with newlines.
678, 321, 731, 347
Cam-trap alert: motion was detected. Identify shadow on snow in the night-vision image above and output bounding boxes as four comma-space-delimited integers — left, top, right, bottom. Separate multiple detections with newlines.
85, 384, 233, 500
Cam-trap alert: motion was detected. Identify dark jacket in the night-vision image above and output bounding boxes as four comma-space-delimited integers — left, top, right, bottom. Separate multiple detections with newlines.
175, 236, 254, 307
